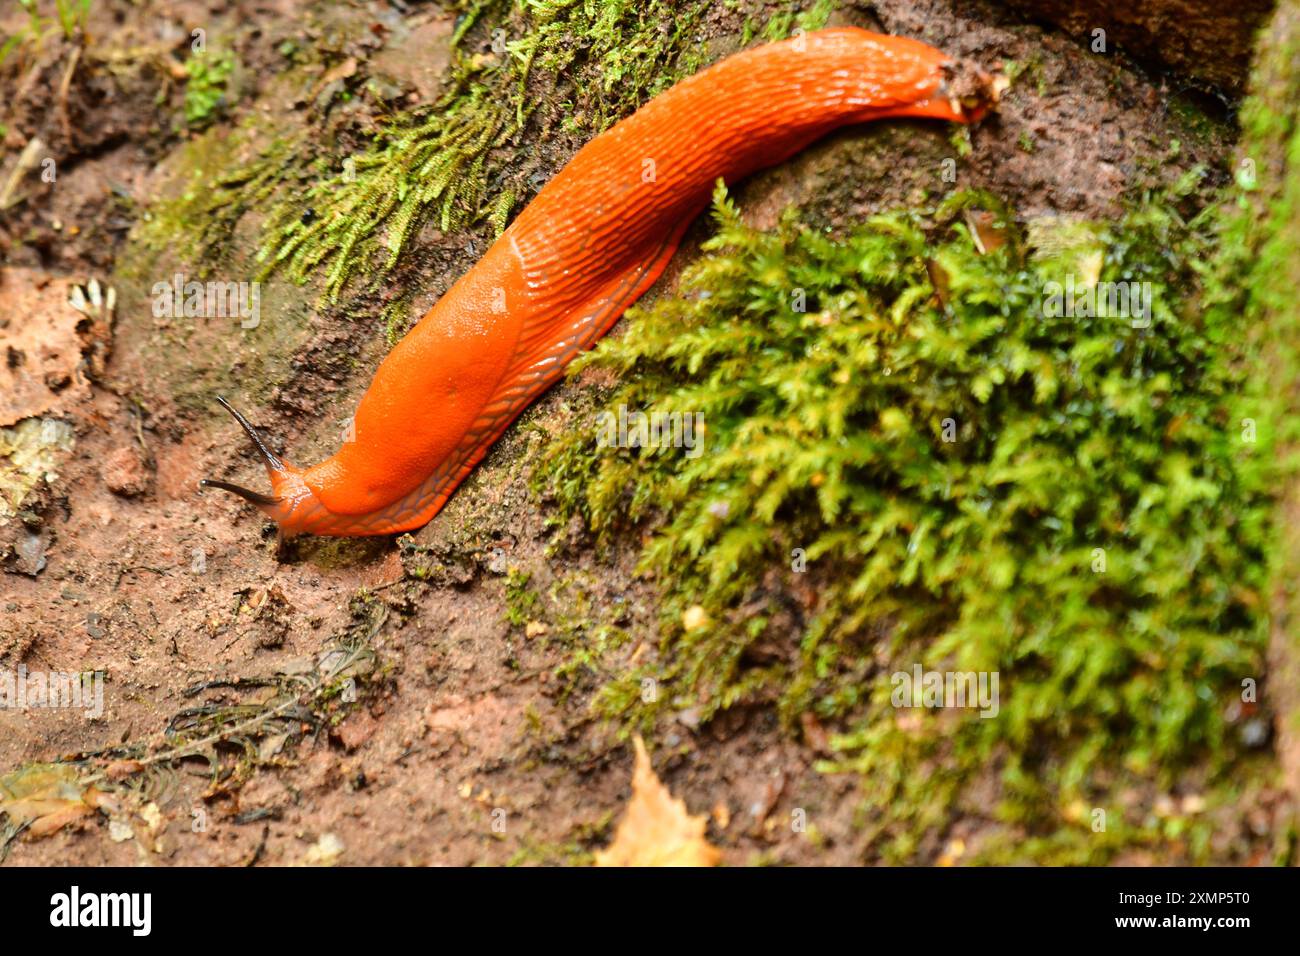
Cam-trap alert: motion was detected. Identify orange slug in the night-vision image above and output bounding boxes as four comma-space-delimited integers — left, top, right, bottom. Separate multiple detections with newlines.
202, 27, 998, 537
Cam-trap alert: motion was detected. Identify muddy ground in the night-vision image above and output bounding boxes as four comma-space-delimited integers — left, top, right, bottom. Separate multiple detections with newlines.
0, 0, 1277, 866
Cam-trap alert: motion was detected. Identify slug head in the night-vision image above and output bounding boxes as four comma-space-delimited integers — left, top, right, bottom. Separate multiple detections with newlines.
199, 397, 332, 537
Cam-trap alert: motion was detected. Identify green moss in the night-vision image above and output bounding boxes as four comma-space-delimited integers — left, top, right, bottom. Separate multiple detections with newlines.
1165, 93, 1227, 146
124, 123, 288, 270
541, 573, 634, 702
198, 0, 826, 304
756, 0, 834, 42
505, 808, 613, 865
1209, 0, 1300, 820
504, 567, 540, 627
1214, 2, 1300, 443
184, 48, 237, 128
1002, 54, 1047, 99
534, 180, 1270, 863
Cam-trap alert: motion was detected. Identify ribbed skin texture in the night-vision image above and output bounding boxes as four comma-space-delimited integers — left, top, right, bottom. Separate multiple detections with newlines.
256, 28, 979, 536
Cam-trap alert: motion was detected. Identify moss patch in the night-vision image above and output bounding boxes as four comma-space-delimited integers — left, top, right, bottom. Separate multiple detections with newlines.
199, 0, 831, 304
1210, 0, 1300, 808
183, 48, 238, 128
535, 181, 1272, 863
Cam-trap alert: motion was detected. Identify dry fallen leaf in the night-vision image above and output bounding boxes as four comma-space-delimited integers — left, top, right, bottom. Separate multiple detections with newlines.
595, 736, 721, 867
0, 763, 100, 838
963, 208, 1008, 255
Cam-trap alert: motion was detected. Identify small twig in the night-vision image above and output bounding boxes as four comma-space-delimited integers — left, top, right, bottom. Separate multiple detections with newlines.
242, 823, 271, 867
0, 137, 45, 211
57, 45, 82, 145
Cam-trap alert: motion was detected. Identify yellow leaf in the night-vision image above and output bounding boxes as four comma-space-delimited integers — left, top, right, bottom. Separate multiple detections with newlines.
595, 737, 721, 867
0, 763, 98, 838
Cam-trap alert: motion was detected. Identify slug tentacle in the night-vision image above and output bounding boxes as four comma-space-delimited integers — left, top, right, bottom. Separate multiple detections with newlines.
213, 395, 285, 470
202, 28, 999, 539
197, 478, 283, 508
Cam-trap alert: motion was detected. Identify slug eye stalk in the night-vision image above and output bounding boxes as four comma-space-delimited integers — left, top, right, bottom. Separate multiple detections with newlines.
213, 395, 284, 471
198, 396, 287, 506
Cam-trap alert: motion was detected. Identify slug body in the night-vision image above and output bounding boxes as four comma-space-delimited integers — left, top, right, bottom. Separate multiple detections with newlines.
205, 28, 994, 536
